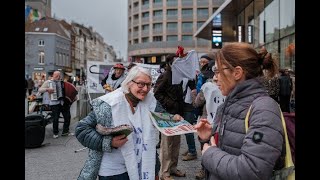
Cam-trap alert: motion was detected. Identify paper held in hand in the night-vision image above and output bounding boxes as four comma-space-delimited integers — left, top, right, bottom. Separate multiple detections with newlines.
149, 111, 196, 136
96, 124, 133, 137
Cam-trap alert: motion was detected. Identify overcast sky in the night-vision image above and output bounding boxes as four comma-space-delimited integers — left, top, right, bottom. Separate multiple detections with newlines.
51, 0, 128, 61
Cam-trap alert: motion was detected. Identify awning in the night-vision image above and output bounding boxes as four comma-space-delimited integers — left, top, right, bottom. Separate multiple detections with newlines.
194, 0, 233, 40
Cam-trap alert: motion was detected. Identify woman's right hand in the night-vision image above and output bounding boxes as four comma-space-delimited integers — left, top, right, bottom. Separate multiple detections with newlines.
194, 119, 213, 141
111, 135, 128, 148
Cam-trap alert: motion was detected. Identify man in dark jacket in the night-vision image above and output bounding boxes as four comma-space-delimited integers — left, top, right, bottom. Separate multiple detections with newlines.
279, 69, 292, 112
154, 54, 186, 180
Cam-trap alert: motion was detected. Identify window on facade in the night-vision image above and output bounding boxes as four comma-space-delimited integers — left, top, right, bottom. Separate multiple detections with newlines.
265, 0, 280, 43
182, 22, 193, 29
182, 9, 193, 16
182, 35, 192, 41
197, 8, 208, 16
153, 23, 162, 30
134, 26, 139, 31
39, 51, 45, 64
280, 0, 295, 38
134, 39, 139, 44
134, 2, 139, 7
167, 35, 178, 41
38, 40, 44, 46
142, 37, 149, 43
167, 22, 177, 29
142, 24, 149, 30
154, 0, 162, 3
153, 36, 162, 41
167, 9, 177, 16
154, 10, 162, 17
142, 12, 149, 18
143, 0, 149, 5
134, 14, 139, 20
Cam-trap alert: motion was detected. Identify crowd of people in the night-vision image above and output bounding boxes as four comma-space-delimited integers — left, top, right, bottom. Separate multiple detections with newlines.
26, 42, 295, 180
74, 43, 295, 180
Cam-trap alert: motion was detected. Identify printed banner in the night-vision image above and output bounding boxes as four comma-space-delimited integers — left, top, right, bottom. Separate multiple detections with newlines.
136, 63, 160, 84
86, 62, 161, 93
87, 61, 113, 93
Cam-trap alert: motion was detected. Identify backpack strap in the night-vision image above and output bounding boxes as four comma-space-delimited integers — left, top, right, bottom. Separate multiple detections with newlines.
244, 104, 295, 173
244, 105, 252, 133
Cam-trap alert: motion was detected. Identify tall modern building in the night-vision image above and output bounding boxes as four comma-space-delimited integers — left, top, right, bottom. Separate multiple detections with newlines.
128, 0, 224, 64
195, 0, 295, 71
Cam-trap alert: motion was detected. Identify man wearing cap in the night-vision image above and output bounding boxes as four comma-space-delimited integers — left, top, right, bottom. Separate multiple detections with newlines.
101, 63, 126, 94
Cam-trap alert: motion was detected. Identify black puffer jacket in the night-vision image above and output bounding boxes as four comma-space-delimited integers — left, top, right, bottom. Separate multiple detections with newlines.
153, 68, 184, 115
203, 78, 284, 180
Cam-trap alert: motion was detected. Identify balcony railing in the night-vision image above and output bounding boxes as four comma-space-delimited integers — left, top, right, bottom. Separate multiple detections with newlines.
141, 4, 149, 11
166, 1, 178, 7
181, 28, 193, 34
181, 0, 193, 6
133, 31, 139, 38
181, 14, 193, 21
153, 29, 163, 34
153, 16, 163, 22
153, 2, 163, 8
141, 17, 149, 24
133, 7, 139, 14
133, 19, 139, 25
197, 0, 209, 7
166, 28, 177, 34
197, 14, 209, 21
141, 30, 149, 37
166, 15, 178, 21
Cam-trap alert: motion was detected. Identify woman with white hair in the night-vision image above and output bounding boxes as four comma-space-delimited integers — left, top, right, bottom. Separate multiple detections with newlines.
76, 66, 163, 180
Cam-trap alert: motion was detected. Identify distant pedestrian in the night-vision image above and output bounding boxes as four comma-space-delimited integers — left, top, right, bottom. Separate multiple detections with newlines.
259, 47, 280, 103
25, 77, 28, 98
27, 77, 35, 95
101, 63, 126, 94
279, 69, 292, 112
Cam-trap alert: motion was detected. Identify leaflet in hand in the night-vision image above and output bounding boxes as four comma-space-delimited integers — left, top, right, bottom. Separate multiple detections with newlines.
149, 111, 196, 136
96, 124, 133, 137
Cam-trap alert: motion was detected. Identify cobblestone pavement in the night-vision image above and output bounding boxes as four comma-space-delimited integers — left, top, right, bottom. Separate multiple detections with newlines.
160, 134, 203, 180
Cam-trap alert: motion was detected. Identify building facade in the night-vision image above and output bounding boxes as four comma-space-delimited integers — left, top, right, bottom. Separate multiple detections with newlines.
128, 0, 224, 64
25, 17, 71, 81
195, 0, 295, 71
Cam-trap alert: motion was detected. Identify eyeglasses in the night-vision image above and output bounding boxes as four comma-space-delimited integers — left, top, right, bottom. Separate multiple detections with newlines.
132, 80, 152, 88
212, 67, 230, 75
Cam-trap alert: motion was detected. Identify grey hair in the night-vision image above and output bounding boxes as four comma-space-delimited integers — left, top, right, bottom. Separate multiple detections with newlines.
121, 66, 151, 93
